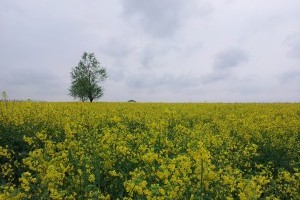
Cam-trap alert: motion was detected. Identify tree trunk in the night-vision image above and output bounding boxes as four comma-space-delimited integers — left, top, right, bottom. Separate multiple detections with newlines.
89, 97, 93, 102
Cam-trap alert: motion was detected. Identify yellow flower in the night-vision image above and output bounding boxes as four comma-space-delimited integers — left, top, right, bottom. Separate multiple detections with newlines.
23, 136, 33, 145
88, 174, 95, 183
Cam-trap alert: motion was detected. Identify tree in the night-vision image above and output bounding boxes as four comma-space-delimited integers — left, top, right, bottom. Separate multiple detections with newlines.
69, 52, 107, 102
1, 91, 7, 101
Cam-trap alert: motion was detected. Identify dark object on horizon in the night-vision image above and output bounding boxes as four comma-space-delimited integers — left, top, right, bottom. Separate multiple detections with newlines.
128, 100, 136, 102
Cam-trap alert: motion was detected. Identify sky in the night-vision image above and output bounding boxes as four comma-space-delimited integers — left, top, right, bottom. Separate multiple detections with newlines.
1, 0, 300, 102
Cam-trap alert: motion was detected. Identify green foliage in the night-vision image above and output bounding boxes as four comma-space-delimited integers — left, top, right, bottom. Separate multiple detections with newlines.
69, 52, 107, 102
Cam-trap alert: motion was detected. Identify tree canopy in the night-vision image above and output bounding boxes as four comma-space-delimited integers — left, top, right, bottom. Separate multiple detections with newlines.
69, 52, 107, 102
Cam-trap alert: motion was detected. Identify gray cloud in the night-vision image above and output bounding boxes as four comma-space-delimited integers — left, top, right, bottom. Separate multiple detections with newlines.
286, 34, 300, 58
140, 48, 157, 68
200, 48, 248, 85
121, 0, 183, 37
291, 44, 300, 58
213, 48, 248, 69
139, 45, 173, 68
108, 68, 125, 82
201, 71, 231, 84
279, 70, 300, 83
1, 0, 299, 102
126, 72, 198, 92
120, 0, 213, 38
7, 69, 57, 87
4, 68, 67, 101
100, 38, 134, 59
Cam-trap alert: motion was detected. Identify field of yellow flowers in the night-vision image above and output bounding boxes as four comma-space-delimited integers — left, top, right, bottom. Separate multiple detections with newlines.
0, 102, 299, 199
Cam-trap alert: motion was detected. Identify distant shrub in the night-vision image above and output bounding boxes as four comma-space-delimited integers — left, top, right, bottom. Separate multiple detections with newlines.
128, 100, 136, 102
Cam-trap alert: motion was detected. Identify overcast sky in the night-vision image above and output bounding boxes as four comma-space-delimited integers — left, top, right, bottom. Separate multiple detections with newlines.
1, 0, 299, 102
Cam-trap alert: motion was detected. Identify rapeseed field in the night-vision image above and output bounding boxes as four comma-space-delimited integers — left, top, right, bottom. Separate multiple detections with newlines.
0, 102, 299, 199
